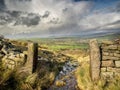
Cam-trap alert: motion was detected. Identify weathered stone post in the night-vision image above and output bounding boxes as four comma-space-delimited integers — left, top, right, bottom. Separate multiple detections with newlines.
89, 39, 100, 81
26, 42, 38, 74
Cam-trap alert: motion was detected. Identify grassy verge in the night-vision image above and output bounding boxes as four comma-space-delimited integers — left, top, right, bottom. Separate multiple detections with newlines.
75, 61, 120, 90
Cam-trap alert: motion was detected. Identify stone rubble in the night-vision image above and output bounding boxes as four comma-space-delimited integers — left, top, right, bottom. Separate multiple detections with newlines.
0, 37, 27, 70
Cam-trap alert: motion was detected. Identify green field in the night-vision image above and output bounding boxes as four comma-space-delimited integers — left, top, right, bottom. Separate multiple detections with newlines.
20, 38, 89, 51
18, 33, 120, 51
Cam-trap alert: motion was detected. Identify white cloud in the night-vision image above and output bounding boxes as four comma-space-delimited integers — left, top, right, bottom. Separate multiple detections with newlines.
1, 0, 120, 38
2, 0, 92, 36
78, 11, 120, 30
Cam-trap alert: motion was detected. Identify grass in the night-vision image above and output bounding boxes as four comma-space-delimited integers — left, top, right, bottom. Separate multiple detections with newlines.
0, 48, 70, 90
1, 36, 119, 90
55, 80, 66, 87
75, 61, 120, 90
47, 43, 88, 51
18, 38, 89, 51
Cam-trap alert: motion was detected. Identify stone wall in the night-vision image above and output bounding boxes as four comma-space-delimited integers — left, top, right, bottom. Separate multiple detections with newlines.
89, 39, 120, 80
100, 40, 120, 79
2, 52, 27, 70
0, 38, 27, 70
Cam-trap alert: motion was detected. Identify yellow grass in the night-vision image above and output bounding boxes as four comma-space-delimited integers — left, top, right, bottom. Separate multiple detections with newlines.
75, 61, 120, 90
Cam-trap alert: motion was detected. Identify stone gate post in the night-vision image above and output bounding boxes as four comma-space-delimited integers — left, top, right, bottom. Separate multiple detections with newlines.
26, 42, 38, 74
89, 39, 101, 81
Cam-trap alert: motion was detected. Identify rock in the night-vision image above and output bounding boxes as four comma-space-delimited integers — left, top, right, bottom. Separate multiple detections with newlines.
72, 63, 79, 67
102, 45, 118, 50
0, 52, 5, 58
101, 72, 114, 79
115, 51, 120, 54
102, 56, 119, 60
23, 51, 28, 55
102, 52, 109, 56
118, 45, 120, 50
109, 53, 114, 56
63, 66, 67, 71
114, 72, 120, 77
60, 71, 65, 75
101, 40, 114, 45
107, 67, 115, 72
115, 61, 120, 67
101, 67, 107, 72
114, 39, 120, 44
8, 60, 15, 65
1, 48, 8, 54
8, 54, 16, 60
20, 53, 25, 58
102, 61, 114, 67
114, 53, 120, 57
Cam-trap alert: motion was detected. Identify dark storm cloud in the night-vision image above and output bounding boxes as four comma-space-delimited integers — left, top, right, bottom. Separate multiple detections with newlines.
0, 0, 4, 5
0, 0, 5, 9
116, 2, 120, 12
0, 0, 120, 38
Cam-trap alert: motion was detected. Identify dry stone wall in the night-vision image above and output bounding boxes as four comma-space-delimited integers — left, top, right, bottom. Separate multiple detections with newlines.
89, 39, 120, 80
0, 38, 27, 70
100, 40, 120, 79
2, 53, 27, 70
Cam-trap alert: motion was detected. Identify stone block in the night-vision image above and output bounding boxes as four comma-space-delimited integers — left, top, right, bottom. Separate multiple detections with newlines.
114, 53, 120, 57
101, 72, 114, 79
23, 51, 28, 55
101, 67, 107, 72
102, 45, 118, 50
7, 64, 15, 70
8, 60, 15, 65
114, 72, 120, 77
14, 57, 20, 61
115, 68, 120, 73
3, 59, 8, 64
109, 53, 114, 56
20, 53, 25, 58
118, 45, 120, 50
11, 65, 15, 70
107, 67, 115, 72
115, 51, 120, 54
102, 52, 109, 56
8, 55, 16, 60
102, 61, 114, 67
102, 56, 119, 60
16, 54, 20, 58
115, 61, 120, 67
101, 41, 114, 45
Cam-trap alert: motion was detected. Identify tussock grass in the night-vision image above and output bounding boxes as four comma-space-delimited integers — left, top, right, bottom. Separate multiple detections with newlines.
0, 66, 57, 90
55, 80, 66, 87
75, 61, 120, 90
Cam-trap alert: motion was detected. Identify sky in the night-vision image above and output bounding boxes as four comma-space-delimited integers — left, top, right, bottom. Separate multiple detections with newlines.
0, 0, 120, 38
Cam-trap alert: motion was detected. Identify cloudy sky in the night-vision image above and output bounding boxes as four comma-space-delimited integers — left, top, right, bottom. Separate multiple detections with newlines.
0, 0, 120, 38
